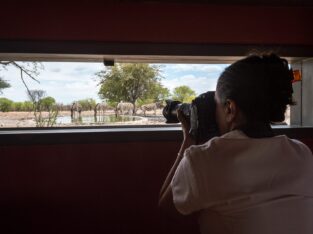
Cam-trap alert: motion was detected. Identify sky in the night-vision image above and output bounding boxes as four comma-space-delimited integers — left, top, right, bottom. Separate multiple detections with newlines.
0, 62, 229, 104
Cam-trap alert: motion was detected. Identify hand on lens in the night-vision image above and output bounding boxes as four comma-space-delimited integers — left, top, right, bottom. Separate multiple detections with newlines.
177, 109, 191, 141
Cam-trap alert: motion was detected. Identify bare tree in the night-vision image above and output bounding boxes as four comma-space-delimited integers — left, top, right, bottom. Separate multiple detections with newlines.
1, 61, 58, 127
0, 61, 43, 96
27, 89, 58, 127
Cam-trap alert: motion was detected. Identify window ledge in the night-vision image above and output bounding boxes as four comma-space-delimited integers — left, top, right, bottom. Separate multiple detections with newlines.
0, 125, 312, 146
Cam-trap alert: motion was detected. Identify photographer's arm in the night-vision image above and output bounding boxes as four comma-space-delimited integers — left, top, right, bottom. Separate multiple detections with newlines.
158, 110, 195, 217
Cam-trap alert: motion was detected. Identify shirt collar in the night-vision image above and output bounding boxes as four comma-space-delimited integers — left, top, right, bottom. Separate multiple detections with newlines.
220, 130, 250, 139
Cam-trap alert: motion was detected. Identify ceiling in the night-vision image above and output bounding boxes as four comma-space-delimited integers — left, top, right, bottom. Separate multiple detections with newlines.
113, 0, 313, 7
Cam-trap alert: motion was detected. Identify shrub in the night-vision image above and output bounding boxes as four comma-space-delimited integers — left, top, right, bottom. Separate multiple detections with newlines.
0, 98, 14, 112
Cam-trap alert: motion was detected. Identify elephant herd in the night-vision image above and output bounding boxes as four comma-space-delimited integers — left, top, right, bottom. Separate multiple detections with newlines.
70, 101, 163, 119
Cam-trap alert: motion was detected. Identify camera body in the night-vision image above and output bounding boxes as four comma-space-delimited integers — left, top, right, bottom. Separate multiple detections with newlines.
163, 91, 219, 143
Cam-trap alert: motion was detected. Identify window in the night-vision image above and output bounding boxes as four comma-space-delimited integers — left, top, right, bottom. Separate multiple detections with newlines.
0, 60, 228, 128
0, 54, 308, 129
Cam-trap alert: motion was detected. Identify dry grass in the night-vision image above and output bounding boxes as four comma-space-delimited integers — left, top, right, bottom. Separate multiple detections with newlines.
0, 111, 70, 128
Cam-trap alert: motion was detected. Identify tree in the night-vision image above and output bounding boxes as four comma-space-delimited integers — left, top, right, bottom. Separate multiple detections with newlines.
13, 102, 24, 111
0, 79, 10, 93
0, 63, 10, 93
78, 98, 96, 111
147, 83, 170, 102
28, 90, 46, 110
136, 83, 170, 106
172, 85, 196, 103
97, 63, 163, 109
27, 90, 58, 127
40, 96, 56, 111
22, 101, 34, 112
0, 98, 14, 112
0, 61, 43, 96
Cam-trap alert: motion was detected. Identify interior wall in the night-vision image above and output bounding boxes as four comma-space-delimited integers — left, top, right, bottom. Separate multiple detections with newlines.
0, 141, 193, 234
1, 2, 313, 234
0, 136, 313, 234
302, 58, 313, 126
1, 2, 313, 46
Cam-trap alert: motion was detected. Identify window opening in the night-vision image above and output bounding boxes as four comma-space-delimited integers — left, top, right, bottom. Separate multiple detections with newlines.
0, 58, 296, 129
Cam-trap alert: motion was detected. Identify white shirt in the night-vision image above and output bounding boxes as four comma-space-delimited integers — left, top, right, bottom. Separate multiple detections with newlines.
171, 130, 313, 234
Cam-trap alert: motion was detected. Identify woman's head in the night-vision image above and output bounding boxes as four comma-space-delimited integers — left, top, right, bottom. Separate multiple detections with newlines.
215, 53, 295, 135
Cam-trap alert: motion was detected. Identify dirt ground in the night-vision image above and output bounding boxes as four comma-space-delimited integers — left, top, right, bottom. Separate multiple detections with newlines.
0, 108, 290, 128
0, 109, 166, 128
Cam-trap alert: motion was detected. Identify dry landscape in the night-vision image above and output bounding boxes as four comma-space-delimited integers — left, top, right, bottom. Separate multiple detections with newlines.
0, 109, 166, 128
0, 107, 290, 128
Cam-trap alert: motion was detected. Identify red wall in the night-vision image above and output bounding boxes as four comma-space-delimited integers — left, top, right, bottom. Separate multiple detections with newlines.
1, 2, 313, 46
0, 138, 312, 234
0, 141, 185, 234
1, 2, 313, 233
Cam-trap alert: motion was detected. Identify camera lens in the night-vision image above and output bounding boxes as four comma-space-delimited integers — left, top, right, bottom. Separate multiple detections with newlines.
162, 100, 182, 123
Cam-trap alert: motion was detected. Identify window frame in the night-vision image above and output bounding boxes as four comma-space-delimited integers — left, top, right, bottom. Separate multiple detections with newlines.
1, 40, 313, 142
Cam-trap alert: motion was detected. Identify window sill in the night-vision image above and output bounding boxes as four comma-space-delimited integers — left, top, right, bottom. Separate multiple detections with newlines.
0, 125, 312, 146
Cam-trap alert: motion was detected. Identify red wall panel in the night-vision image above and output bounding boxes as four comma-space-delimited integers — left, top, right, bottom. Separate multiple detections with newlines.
0, 137, 312, 233
0, 141, 198, 234
1, 2, 313, 45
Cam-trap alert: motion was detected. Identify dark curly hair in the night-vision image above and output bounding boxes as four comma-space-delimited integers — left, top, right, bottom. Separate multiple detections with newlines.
217, 53, 295, 125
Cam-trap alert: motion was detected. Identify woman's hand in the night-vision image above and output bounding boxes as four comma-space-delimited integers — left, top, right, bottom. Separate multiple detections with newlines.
177, 109, 190, 139
158, 109, 195, 219
177, 109, 195, 149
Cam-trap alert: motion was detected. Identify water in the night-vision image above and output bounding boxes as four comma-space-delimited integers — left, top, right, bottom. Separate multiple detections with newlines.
56, 115, 143, 124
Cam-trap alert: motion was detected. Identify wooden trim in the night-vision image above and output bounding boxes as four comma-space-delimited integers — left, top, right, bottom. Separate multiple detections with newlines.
1, 40, 313, 59
0, 126, 312, 146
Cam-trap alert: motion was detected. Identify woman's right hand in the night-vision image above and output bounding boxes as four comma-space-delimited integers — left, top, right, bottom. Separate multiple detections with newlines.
177, 109, 193, 142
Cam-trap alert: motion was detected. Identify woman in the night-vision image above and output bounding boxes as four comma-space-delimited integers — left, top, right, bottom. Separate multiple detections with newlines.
159, 54, 313, 234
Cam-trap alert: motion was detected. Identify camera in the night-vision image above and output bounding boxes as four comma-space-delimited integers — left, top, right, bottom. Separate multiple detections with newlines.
162, 91, 219, 143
